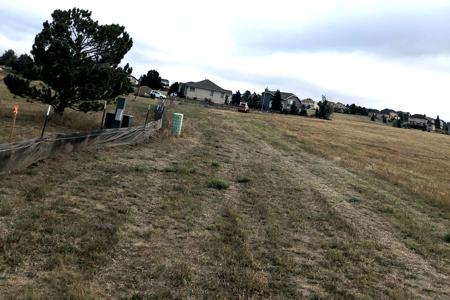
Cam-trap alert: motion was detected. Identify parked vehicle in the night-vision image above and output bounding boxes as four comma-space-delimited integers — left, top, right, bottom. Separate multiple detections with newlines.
150, 90, 167, 99
238, 102, 249, 113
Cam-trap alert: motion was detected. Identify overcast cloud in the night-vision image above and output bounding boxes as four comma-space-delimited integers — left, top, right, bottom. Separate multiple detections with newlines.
1, 0, 450, 119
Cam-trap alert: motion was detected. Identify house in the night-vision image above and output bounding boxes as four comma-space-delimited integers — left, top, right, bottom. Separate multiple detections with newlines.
333, 102, 347, 113
135, 85, 152, 97
128, 75, 139, 86
181, 79, 232, 104
408, 114, 428, 129
427, 117, 436, 132
301, 98, 319, 110
378, 109, 399, 121
261, 88, 301, 111
161, 79, 170, 90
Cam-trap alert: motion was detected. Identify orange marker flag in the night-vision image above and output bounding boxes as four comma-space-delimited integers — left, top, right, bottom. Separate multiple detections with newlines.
10, 104, 19, 142
12, 104, 19, 117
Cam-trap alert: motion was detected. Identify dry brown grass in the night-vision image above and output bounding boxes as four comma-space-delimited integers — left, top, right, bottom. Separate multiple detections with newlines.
0, 69, 158, 144
1, 99, 450, 298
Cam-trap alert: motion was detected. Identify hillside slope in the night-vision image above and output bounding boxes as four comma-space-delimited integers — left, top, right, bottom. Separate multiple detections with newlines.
1, 104, 449, 298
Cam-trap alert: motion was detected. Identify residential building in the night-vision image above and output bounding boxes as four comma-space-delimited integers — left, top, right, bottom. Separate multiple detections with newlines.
181, 79, 232, 104
161, 79, 170, 90
128, 75, 139, 86
333, 102, 347, 113
261, 88, 301, 111
408, 114, 428, 129
301, 98, 319, 110
135, 85, 152, 97
427, 117, 436, 132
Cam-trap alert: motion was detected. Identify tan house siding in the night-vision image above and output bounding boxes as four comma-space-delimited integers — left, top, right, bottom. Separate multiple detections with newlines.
186, 87, 230, 104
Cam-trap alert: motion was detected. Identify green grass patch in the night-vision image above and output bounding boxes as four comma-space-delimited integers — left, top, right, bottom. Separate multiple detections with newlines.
444, 233, 450, 243
236, 176, 251, 183
207, 179, 230, 190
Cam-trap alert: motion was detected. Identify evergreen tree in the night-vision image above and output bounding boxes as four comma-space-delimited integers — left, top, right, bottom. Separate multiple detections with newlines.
0, 49, 17, 67
435, 115, 441, 129
168, 82, 179, 95
316, 100, 334, 120
370, 114, 376, 121
290, 102, 299, 115
271, 90, 282, 111
140, 70, 162, 90
231, 90, 241, 106
242, 90, 251, 103
3, 8, 133, 113
382, 115, 387, 123
12, 54, 39, 80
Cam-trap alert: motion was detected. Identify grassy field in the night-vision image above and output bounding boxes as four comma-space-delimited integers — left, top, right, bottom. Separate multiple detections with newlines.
1, 79, 450, 297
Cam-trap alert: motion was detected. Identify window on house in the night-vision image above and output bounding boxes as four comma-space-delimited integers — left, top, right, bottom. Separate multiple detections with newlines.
210, 91, 214, 97
221, 93, 224, 98
189, 87, 195, 92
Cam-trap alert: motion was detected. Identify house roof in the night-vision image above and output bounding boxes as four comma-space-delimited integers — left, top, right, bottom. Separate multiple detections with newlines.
185, 79, 232, 94
262, 90, 298, 101
380, 108, 397, 114
301, 98, 316, 104
410, 114, 427, 119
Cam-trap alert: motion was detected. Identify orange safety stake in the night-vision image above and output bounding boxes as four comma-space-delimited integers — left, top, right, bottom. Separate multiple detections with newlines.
9, 103, 19, 142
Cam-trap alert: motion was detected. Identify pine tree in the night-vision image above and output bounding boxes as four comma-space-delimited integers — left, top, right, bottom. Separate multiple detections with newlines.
435, 115, 441, 129
271, 90, 282, 111
4, 8, 133, 113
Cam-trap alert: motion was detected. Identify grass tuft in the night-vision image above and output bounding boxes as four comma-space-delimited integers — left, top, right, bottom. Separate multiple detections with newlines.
444, 233, 450, 243
236, 176, 251, 183
207, 179, 230, 190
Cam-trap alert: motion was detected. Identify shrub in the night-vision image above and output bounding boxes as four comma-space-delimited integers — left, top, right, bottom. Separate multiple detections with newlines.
393, 119, 402, 128
236, 176, 251, 183
316, 100, 334, 120
444, 233, 450, 243
207, 179, 230, 190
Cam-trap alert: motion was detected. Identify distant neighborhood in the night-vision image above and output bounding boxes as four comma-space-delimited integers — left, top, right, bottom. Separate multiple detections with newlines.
129, 75, 450, 135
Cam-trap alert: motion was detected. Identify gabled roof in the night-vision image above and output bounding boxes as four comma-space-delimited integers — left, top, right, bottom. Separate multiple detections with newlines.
380, 108, 397, 114
410, 114, 427, 119
185, 79, 232, 94
262, 90, 298, 101
301, 98, 316, 103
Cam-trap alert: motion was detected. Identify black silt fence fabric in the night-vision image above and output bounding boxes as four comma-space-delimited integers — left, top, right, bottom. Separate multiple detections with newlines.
0, 118, 162, 174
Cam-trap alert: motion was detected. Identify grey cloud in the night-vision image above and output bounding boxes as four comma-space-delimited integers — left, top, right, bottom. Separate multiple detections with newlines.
0, 8, 42, 43
234, 6, 450, 57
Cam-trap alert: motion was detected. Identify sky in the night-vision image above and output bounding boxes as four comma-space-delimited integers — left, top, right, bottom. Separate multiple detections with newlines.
1, 0, 450, 119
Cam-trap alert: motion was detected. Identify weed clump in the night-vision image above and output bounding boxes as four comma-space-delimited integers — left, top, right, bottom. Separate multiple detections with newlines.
207, 179, 229, 190
236, 176, 251, 183
444, 233, 450, 243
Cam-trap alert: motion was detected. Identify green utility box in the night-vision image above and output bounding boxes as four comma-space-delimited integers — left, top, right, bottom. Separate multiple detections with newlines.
172, 113, 184, 136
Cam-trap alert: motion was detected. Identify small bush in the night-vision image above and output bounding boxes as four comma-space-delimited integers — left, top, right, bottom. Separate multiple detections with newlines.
236, 176, 251, 183
444, 233, 450, 243
207, 179, 230, 190
211, 162, 220, 167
